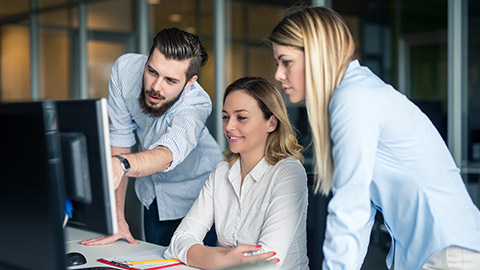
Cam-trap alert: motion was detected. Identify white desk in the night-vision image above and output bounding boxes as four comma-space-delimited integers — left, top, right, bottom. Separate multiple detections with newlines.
64, 227, 194, 269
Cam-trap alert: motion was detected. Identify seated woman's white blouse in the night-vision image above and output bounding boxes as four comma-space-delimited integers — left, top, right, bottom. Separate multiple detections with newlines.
164, 157, 309, 270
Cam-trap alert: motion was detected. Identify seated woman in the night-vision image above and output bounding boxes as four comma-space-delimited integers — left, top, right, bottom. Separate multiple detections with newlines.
164, 76, 309, 269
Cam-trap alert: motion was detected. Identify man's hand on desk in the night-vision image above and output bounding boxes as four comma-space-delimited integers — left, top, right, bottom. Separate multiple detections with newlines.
80, 217, 139, 246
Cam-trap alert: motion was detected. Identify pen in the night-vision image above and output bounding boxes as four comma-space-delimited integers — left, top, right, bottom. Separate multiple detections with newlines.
110, 260, 130, 268
129, 259, 180, 265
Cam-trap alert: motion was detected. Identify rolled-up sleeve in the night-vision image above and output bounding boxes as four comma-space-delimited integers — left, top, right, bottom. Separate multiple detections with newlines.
108, 56, 139, 148
164, 166, 216, 265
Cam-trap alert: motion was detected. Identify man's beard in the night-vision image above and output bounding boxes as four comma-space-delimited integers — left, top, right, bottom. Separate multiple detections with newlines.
138, 86, 182, 117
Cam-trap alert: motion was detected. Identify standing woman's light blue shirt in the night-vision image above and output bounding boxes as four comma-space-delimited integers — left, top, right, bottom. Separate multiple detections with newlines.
322, 60, 480, 270
108, 53, 223, 220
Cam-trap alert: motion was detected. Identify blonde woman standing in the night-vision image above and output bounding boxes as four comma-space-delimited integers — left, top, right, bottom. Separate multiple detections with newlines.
164, 77, 309, 269
268, 6, 480, 270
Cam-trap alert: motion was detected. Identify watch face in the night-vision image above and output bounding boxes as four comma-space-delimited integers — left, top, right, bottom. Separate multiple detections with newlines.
114, 155, 130, 173
121, 158, 130, 172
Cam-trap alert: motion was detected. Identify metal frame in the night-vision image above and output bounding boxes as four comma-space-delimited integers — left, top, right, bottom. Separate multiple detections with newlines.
448, 0, 468, 168
29, 0, 39, 100
136, 0, 149, 55
312, 0, 332, 7
78, 2, 88, 99
214, 0, 227, 150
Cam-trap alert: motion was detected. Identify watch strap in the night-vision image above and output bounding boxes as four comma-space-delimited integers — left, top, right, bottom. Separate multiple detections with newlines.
113, 155, 130, 174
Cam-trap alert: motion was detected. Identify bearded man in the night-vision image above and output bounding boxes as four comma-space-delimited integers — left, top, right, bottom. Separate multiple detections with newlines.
81, 28, 223, 247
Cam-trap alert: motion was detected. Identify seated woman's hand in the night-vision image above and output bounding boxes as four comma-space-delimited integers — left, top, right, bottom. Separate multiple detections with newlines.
216, 244, 279, 269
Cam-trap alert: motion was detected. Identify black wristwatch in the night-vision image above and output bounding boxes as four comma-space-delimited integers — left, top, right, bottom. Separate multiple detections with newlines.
113, 155, 131, 175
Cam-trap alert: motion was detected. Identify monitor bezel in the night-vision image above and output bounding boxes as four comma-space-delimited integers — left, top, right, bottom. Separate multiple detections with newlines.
57, 98, 118, 235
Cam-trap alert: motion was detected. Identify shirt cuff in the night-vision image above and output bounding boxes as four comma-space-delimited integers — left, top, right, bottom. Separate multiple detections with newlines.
164, 234, 203, 266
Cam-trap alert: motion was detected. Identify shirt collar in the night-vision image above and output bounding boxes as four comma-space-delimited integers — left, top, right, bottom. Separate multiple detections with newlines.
249, 158, 269, 182
346, 59, 360, 73
228, 157, 270, 183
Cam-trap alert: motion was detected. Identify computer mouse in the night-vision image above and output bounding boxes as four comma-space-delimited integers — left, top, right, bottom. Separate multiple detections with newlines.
65, 252, 87, 266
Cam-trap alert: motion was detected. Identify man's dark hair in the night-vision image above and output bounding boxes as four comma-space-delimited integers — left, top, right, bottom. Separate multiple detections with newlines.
148, 27, 208, 81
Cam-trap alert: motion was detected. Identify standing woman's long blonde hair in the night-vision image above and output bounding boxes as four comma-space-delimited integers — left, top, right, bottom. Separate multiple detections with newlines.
268, 7, 355, 195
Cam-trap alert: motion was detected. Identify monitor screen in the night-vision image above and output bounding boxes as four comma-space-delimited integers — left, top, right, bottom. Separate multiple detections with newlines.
0, 101, 66, 270
56, 98, 118, 235
0, 98, 118, 269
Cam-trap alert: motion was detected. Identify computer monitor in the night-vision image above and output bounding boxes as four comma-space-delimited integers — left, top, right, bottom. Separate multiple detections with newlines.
0, 101, 67, 270
56, 98, 117, 235
0, 98, 117, 269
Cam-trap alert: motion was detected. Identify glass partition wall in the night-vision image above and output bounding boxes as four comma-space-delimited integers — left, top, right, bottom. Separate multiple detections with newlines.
465, 0, 480, 206
1, 1, 478, 270
0, 0, 478, 203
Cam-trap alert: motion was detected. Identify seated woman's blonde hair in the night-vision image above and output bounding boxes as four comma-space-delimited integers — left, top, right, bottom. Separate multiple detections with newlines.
222, 76, 304, 166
